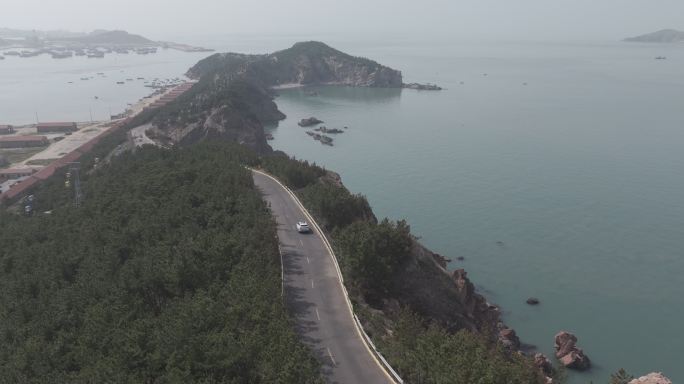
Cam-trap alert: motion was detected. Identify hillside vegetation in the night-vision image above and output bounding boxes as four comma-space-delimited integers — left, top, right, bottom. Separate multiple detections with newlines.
0, 143, 321, 383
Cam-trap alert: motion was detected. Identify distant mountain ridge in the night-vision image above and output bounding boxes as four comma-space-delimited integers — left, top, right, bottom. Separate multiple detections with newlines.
60, 30, 155, 45
624, 29, 684, 43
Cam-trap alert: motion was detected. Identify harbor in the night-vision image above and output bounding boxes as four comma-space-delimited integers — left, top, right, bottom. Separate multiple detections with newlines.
0, 82, 195, 197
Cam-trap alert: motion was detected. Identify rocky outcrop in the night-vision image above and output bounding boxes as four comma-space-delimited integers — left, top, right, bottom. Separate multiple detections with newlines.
629, 372, 672, 384
526, 297, 540, 305
403, 83, 442, 90
554, 331, 591, 371
498, 327, 521, 350
298, 117, 323, 127
534, 353, 554, 378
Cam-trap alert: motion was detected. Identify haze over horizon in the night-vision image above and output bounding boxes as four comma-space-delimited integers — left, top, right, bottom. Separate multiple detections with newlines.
1, 0, 683, 43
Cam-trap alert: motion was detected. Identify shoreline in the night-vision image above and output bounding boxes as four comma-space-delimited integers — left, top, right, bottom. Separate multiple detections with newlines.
271, 83, 305, 90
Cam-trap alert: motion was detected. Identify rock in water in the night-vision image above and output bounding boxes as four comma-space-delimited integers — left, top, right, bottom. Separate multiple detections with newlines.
498, 327, 521, 349
554, 331, 591, 370
629, 373, 672, 384
526, 297, 540, 305
534, 353, 555, 381
298, 117, 323, 127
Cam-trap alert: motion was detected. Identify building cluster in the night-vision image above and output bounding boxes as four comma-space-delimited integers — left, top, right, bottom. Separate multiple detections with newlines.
0, 125, 15, 135
0, 83, 196, 203
0, 135, 49, 149
0, 120, 128, 203
36, 122, 78, 133
145, 82, 194, 110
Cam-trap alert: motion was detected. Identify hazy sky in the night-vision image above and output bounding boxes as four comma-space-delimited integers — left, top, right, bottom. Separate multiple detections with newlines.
1, 0, 682, 42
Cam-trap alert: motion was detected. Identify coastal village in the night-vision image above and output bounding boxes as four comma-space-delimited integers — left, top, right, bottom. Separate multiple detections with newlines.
0, 82, 194, 201
0, 29, 213, 61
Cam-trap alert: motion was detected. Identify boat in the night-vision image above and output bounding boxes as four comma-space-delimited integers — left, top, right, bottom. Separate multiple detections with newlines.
116, 81, 125, 85
80, 77, 89, 81
87, 51, 105, 58
655, 56, 667, 60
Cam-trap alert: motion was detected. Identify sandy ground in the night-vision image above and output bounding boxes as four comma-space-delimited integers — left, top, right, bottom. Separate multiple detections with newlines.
1, 82, 196, 173
271, 83, 304, 90
10, 121, 110, 167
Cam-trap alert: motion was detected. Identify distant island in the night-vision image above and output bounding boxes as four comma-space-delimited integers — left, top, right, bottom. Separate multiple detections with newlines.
0, 28, 213, 57
624, 29, 684, 43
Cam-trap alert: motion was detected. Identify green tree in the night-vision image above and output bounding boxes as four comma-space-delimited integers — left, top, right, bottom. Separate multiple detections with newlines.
334, 219, 412, 297
610, 368, 634, 384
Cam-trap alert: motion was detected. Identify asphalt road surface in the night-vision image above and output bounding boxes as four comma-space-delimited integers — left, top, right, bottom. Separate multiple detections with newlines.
253, 171, 392, 384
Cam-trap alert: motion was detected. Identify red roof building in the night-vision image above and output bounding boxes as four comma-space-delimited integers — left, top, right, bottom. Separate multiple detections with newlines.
0, 135, 49, 148
0, 125, 14, 134
36, 122, 77, 133
0, 168, 37, 180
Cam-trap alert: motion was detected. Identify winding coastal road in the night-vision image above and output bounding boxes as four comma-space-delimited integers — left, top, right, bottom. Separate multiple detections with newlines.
252, 170, 393, 384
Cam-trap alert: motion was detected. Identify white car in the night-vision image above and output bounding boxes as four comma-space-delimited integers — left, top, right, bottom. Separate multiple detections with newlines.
296, 221, 311, 233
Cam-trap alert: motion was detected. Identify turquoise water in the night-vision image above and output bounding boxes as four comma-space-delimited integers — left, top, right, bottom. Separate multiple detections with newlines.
266, 41, 684, 383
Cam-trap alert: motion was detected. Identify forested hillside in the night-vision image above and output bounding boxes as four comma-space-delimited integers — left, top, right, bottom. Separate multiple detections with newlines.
0, 144, 321, 383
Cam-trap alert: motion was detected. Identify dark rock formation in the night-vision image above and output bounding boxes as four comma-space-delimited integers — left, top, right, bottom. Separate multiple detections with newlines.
314, 126, 344, 134
624, 29, 684, 43
403, 82, 442, 91
431, 253, 452, 269
450, 268, 501, 329
534, 353, 555, 383
554, 331, 591, 371
298, 117, 323, 127
499, 327, 521, 349
526, 297, 540, 305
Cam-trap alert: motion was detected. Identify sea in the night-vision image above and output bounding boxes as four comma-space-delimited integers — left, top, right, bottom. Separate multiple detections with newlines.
2, 36, 683, 384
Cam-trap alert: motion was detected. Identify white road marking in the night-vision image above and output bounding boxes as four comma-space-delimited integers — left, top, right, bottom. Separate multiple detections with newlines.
315, 308, 321, 321
311, 279, 315, 288
327, 347, 337, 366
299, 239, 304, 246
307, 257, 310, 264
